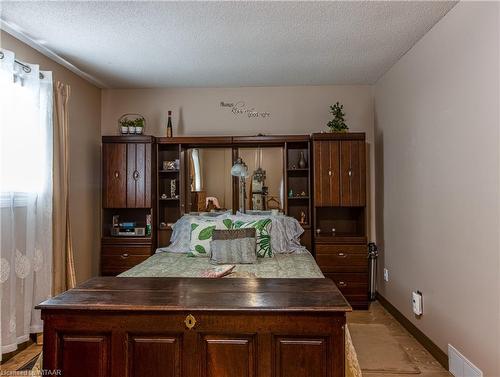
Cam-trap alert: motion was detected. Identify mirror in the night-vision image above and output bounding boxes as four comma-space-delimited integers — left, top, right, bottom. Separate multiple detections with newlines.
187, 148, 233, 212
238, 147, 284, 212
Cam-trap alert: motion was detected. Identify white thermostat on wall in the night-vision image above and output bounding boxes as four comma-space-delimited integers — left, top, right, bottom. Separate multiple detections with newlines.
412, 291, 423, 316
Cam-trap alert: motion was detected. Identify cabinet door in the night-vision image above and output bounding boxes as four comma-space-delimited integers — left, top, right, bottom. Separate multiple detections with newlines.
103, 143, 127, 208
313, 141, 340, 206
127, 143, 152, 208
59, 334, 110, 377
340, 141, 366, 206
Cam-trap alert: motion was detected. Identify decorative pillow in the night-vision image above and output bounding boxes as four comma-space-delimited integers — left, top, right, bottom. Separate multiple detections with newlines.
209, 228, 257, 265
163, 213, 232, 253
188, 218, 233, 257
232, 218, 272, 257
232, 213, 306, 254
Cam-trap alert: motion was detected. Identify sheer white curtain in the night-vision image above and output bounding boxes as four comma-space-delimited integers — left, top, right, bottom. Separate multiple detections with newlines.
0, 49, 53, 360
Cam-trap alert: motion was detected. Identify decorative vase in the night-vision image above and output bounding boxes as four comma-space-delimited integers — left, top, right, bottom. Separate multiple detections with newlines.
298, 152, 307, 169
128, 125, 135, 134
135, 127, 143, 135
120, 126, 128, 134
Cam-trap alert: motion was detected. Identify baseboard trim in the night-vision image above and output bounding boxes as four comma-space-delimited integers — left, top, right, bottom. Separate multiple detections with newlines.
376, 292, 449, 370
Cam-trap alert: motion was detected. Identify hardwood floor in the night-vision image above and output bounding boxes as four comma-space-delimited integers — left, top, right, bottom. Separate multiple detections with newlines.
0, 343, 42, 373
348, 301, 452, 377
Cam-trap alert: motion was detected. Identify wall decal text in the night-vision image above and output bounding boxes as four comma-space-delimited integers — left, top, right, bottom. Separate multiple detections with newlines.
220, 101, 271, 118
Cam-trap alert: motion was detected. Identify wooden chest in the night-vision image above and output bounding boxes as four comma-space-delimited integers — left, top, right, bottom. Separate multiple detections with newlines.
37, 277, 351, 377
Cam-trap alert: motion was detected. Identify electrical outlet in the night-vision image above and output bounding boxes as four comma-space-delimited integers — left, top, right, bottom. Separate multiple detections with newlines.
412, 291, 423, 315
383, 268, 389, 282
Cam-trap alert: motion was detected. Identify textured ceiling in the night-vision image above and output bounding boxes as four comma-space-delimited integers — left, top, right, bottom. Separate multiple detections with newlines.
0, 1, 456, 88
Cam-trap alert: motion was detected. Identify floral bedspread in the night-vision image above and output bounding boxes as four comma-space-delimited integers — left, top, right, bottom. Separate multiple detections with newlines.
119, 251, 324, 278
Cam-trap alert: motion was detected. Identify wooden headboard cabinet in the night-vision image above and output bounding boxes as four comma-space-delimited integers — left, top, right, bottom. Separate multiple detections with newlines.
100, 133, 369, 308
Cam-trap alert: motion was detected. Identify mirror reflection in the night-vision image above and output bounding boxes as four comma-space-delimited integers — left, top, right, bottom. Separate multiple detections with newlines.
238, 147, 284, 212
188, 148, 233, 212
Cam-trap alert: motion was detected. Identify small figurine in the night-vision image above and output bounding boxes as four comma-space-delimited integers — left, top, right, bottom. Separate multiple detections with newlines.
206, 199, 216, 212
161, 193, 167, 200
300, 191, 307, 197
299, 211, 306, 225
288, 188, 294, 197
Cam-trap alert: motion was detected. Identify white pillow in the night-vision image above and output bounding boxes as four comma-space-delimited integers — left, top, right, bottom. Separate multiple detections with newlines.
188, 218, 233, 257
159, 213, 230, 253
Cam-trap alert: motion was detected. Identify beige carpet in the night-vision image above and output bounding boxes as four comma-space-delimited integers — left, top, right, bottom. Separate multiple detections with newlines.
349, 323, 420, 375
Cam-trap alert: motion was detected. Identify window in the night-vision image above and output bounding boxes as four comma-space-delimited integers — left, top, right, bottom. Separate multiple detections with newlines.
0, 58, 52, 196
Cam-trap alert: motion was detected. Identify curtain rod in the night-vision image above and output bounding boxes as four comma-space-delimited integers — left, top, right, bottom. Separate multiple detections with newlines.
0, 51, 45, 79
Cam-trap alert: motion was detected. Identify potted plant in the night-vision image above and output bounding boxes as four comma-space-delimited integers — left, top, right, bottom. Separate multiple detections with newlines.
119, 117, 130, 134
118, 114, 146, 135
327, 102, 349, 132
127, 119, 135, 134
134, 117, 145, 134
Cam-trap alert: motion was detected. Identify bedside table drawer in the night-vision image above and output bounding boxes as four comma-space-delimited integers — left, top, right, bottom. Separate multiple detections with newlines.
101, 254, 150, 276
316, 244, 368, 272
324, 272, 368, 300
315, 244, 366, 254
101, 244, 151, 257
316, 253, 368, 272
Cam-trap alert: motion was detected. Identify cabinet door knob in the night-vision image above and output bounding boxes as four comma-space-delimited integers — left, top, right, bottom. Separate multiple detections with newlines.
114, 171, 119, 179
328, 170, 332, 176
338, 281, 347, 287
133, 170, 140, 180
337, 252, 347, 258
121, 253, 129, 259
348, 169, 352, 177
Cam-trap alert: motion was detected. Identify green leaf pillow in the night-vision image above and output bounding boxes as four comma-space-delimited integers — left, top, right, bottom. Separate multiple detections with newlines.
188, 218, 233, 257
233, 218, 272, 258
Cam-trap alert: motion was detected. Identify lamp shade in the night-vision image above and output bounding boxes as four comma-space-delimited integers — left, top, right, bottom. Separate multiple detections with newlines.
231, 158, 248, 177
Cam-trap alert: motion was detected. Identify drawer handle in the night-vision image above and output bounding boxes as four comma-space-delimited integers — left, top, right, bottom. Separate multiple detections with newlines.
338, 281, 347, 287
337, 252, 347, 258
121, 253, 129, 259
184, 314, 196, 330
133, 170, 140, 180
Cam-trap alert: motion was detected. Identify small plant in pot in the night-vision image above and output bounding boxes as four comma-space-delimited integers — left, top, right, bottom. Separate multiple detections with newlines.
119, 118, 131, 134
327, 102, 349, 132
134, 117, 144, 134
118, 114, 146, 135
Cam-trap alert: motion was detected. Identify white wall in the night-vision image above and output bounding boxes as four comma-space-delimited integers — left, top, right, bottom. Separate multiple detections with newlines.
102, 85, 376, 238
374, 2, 499, 375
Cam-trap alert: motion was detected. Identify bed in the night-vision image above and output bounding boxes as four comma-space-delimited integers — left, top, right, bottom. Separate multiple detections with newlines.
119, 249, 323, 279
38, 214, 361, 377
